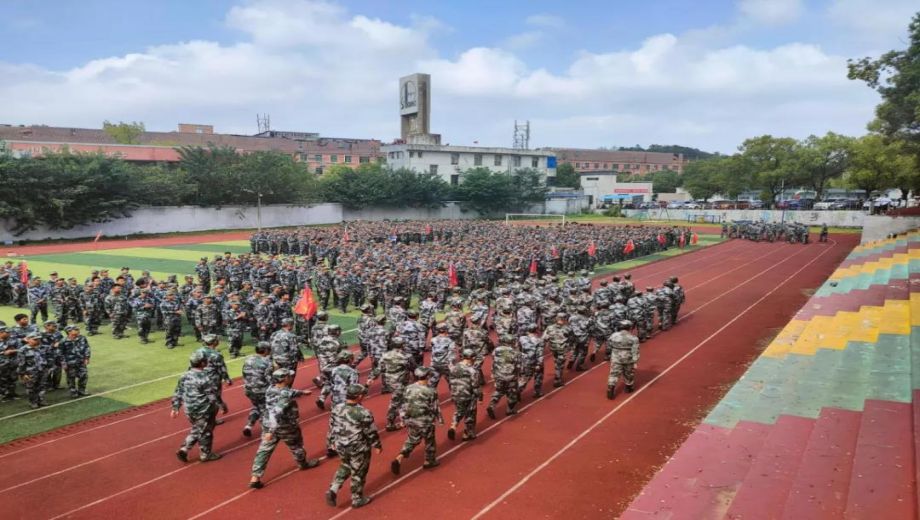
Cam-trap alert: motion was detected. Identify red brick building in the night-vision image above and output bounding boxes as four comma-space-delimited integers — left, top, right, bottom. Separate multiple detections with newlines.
544, 147, 689, 175
0, 123, 382, 173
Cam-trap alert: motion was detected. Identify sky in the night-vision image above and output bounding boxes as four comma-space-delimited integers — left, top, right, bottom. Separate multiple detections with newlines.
0, 0, 916, 153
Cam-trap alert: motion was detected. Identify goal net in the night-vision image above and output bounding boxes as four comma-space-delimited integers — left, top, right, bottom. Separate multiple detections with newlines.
505, 213, 567, 226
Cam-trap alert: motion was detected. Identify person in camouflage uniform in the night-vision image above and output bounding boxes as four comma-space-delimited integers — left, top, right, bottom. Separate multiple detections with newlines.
375, 337, 415, 431
248, 368, 321, 489
487, 334, 521, 418
0, 326, 20, 400
493, 307, 515, 339
640, 287, 658, 340
333, 270, 351, 313
313, 323, 345, 397
195, 295, 220, 337
607, 320, 640, 399
418, 293, 438, 336
462, 319, 493, 385
223, 301, 247, 358
28, 278, 50, 324
253, 296, 276, 343
65, 278, 83, 324
325, 384, 380, 509
591, 303, 616, 362
518, 324, 545, 398
60, 325, 91, 398
319, 350, 358, 412
242, 342, 274, 437
391, 367, 443, 474
195, 335, 232, 423
364, 315, 389, 391
18, 333, 46, 408
159, 290, 184, 348
172, 351, 221, 462
104, 285, 130, 339
355, 304, 375, 365
448, 349, 482, 441
429, 324, 457, 389
543, 313, 573, 387
627, 294, 649, 342
443, 301, 466, 345
39, 320, 63, 391
132, 288, 157, 344
568, 306, 592, 371
80, 285, 102, 335
655, 283, 675, 331
195, 258, 211, 295
270, 318, 301, 377
669, 277, 685, 321
398, 310, 427, 367
50, 279, 69, 327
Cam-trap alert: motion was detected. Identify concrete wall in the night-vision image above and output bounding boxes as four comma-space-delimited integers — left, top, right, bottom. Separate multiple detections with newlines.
861, 215, 920, 244
1, 204, 343, 243
625, 208, 866, 228
343, 202, 480, 221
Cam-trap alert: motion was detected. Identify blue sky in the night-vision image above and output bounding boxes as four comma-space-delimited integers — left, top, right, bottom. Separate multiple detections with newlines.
1, 0, 916, 152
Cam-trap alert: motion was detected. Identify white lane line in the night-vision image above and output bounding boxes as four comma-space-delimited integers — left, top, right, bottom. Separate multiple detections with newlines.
468, 240, 837, 520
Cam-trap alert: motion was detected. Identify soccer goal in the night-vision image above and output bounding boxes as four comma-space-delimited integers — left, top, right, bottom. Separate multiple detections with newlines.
505, 213, 567, 226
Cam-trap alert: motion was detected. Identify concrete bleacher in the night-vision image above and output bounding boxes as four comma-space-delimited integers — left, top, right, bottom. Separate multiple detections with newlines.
623, 231, 920, 519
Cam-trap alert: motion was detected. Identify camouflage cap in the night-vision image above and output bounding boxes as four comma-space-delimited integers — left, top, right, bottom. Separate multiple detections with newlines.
64, 325, 79, 332
316, 311, 329, 321
375, 315, 387, 324
360, 303, 373, 312
499, 334, 515, 345
461, 348, 476, 359
555, 313, 567, 320
337, 350, 354, 362
390, 336, 405, 347
406, 309, 419, 318
255, 341, 271, 354
0, 326, 8, 333
346, 384, 367, 399
272, 368, 295, 382
201, 334, 219, 346
414, 366, 431, 379
25, 332, 41, 341
327, 324, 341, 333
618, 320, 634, 330
281, 318, 295, 326
189, 351, 208, 366
43, 320, 58, 327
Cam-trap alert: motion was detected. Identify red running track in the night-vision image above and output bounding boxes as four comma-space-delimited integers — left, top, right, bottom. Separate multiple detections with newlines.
0, 236, 856, 520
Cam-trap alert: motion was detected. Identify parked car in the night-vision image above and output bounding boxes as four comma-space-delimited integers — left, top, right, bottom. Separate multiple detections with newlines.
830, 199, 861, 210
776, 198, 815, 210
749, 200, 764, 209
813, 198, 845, 210
666, 201, 685, 209
683, 202, 702, 209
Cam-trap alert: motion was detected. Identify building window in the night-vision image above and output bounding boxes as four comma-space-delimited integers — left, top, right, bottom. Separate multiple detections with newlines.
359, 156, 369, 164
546, 176, 556, 187
451, 174, 460, 186
315, 166, 324, 175
604, 163, 609, 169
331, 155, 338, 163
494, 155, 502, 166
315, 154, 323, 162
474, 153, 483, 166
532, 157, 540, 168
632, 164, 639, 170
451, 153, 459, 165
417, 151, 423, 158
612, 163, 619, 170
585, 177, 600, 181
344, 155, 352, 164
594, 162, 599, 168
513, 156, 522, 167
430, 164, 438, 175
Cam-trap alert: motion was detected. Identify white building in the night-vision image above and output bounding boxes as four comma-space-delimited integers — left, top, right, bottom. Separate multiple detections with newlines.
578, 172, 653, 207
382, 142, 557, 187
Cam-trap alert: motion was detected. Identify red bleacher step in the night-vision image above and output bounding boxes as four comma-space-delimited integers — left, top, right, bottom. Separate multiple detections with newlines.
780, 407, 861, 519
724, 415, 816, 519
843, 399, 916, 519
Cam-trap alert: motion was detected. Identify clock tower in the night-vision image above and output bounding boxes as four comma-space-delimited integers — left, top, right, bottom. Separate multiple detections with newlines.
399, 73, 433, 142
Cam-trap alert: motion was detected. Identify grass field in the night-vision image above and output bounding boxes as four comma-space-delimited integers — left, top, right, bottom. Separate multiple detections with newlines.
0, 236, 722, 444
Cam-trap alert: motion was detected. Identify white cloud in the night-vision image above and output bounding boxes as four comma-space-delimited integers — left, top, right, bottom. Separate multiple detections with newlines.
0, 0, 882, 153
502, 31, 544, 50
525, 14, 565, 29
827, 0, 917, 44
738, 0, 803, 25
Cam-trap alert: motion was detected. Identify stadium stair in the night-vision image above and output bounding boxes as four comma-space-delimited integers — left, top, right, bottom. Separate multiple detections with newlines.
623, 232, 920, 520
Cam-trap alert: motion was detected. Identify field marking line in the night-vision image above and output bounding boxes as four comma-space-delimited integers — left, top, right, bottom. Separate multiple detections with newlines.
468, 240, 838, 520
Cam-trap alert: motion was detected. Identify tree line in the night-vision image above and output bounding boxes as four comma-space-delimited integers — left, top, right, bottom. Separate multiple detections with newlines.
0, 145, 547, 234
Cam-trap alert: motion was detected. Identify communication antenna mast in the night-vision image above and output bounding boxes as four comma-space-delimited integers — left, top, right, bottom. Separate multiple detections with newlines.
513, 120, 530, 150
256, 114, 271, 134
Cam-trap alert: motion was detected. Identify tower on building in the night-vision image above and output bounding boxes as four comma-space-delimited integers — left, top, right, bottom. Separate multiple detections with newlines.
399, 73, 433, 142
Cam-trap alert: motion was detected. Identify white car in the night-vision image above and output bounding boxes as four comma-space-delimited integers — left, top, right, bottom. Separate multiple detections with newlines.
814, 198, 844, 210
666, 202, 685, 209
683, 202, 702, 209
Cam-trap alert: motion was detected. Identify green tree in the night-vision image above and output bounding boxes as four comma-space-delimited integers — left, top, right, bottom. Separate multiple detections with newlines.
510, 168, 548, 209
651, 170, 680, 193
797, 132, 853, 200
739, 135, 801, 207
681, 158, 723, 201
102, 121, 145, 144
845, 134, 914, 197
848, 13, 920, 155
554, 162, 580, 188
131, 164, 196, 206
454, 168, 515, 215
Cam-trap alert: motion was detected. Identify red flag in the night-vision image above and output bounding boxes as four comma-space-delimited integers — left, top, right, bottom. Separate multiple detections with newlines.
623, 239, 635, 255
679, 234, 686, 248
293, 286, 318, 320
425, 224, 432, 235
551, 246, 559, 258
448, 264, 458, 287
19, 262, 28, 285
657, 233, 666, 246
342, 228, 350, 243
94, 230, 103, 243
529, 258, 538, 275
587, 241, 597, 257
691, 232, 699, 245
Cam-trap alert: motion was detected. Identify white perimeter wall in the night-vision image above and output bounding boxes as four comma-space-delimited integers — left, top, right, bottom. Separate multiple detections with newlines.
861, 216, 920, 244
343, 202, 480, 221
1, 204, 343, 243
624, 209, 866, 228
